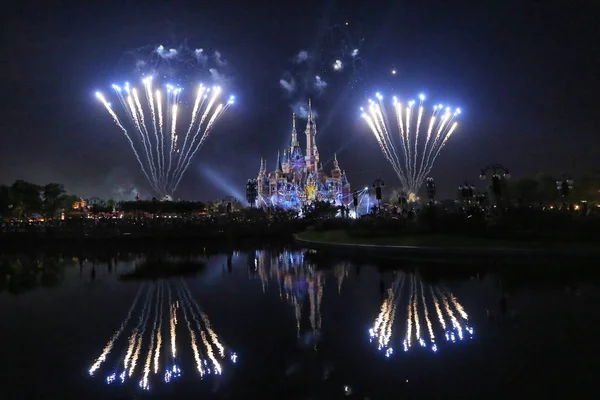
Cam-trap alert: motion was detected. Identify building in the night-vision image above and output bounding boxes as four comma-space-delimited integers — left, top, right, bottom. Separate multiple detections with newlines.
256, 100, 351, 209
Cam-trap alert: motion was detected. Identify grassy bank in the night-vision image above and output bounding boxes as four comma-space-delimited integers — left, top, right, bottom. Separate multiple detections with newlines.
296, 229, 593, 250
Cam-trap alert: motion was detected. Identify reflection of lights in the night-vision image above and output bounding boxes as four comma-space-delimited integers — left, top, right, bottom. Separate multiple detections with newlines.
369, 272, 473, 355
88, 279, 236, 390
253, 250, 349, 339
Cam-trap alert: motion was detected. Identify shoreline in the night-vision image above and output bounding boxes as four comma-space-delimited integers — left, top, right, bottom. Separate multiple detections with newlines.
294, 231, 599, 260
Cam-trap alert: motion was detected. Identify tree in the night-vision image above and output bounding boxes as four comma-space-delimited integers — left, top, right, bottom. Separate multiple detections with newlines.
60, 194, 80, 212
42, 183, 67, 218
0, 184, 11, 217
10, 180, 42, 217
513, 178, 540, 206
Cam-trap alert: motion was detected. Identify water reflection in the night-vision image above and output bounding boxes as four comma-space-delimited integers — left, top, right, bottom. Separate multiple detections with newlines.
0, 256, 67, 294
254, 250, 351, 344
88, 279, 237, 391
369, 272, 474, 356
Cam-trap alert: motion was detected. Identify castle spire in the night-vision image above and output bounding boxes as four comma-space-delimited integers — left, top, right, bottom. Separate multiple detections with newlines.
276, 151, 281, 172
333, 153, 340, 169
290, 113, 298, 148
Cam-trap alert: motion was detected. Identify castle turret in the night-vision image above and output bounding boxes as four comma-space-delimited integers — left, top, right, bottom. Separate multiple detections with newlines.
281, 149, 290, 174
290, 113, 299, 151
331, 153, 342, 179
304, 99, 319, 173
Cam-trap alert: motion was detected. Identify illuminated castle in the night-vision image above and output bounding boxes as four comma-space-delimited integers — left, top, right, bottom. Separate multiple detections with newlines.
256, 100, 351, 208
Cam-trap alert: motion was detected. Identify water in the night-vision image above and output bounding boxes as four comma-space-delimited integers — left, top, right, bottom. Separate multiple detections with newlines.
1, 247, 599, 399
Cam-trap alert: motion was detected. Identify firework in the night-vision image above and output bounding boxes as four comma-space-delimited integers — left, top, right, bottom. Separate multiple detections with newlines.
361, 93, 460, 199
88, 279, 237, 390
368, 273, 473, 356
96, 77, 234, 197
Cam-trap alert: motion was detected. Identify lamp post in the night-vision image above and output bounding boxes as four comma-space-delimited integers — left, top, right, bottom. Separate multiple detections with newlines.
458, 181, 476, 205
425, 177, 436, 205
372, 178, 385, 213
480, 164, 510, 202
556, 175, 574, 211
556, 176, 574, 198
352, 190, 359, 218
475, 192, 488, 209
246, 179, 258, 208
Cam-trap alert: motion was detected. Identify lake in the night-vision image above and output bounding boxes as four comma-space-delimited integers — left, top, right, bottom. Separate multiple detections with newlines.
1, 247, 599, 399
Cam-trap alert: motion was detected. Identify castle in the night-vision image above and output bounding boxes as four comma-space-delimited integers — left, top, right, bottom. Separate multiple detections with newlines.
256, 100, 351, 209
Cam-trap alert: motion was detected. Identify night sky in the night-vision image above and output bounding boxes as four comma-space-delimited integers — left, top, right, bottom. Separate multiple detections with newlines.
1, 0, 598, 200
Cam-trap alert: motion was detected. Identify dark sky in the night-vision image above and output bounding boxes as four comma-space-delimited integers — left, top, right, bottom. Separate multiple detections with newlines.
1, 0, 598, 200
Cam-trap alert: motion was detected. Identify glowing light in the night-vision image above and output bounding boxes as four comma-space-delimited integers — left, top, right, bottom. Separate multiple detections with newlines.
96, 77, 234, 197
87, 280, 236, 390
369, 273, 474, 355
361, 92, 461, 198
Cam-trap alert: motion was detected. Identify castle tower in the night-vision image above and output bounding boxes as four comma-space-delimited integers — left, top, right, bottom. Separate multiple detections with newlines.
331, 153, 342, 180
304, 99, 319, 173
290, 113, 299, 153
281, 149, 290, 174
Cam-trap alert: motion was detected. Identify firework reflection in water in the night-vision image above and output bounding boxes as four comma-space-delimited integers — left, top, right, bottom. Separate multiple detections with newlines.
369, 272, 473, 356
88, 279, 237, 391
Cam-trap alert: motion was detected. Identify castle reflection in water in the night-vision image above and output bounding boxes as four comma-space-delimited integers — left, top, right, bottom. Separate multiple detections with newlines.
252, 249, 474, 356
83, 248, 474, 392
252, 250, 347, 343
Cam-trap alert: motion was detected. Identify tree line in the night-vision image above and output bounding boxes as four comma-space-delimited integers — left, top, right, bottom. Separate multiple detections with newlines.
386, 172, 600, 205
0, 180, 79, 219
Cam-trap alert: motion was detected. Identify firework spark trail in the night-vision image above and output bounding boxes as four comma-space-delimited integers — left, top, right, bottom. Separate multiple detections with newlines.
95, 93, 153, 189
172, 84, 207, 183
154, 282, 164, 374
414, 96, 425, 184
420, 122, 459, 182
132, 88, 159, 187
412, 275, 423, 347
382, 275, 405, 349
129, 284, 155, 378
419, 279, 436, 351
436, 287, 463, 341
181, 280, 227, 359
140, 281, 163, 390
170, 87, 219, 190
418, 108, 455, 185
120, 285, 154, 382
126, 94, 157, 191
180, 280, 224, 375
430, 285, 447, 332
172, 102, 227, 193
171, 90, 230, 193
143, 77, 162, 193
449, 292, 469, 321
362, 94, 461, 197
175, 282, 206, 376
168, 284, 178, 362
373, 100, 407, 187
416, 107, 438, 183
89, 285, 144, 376
97, 79, 233, 197
393, 100, 412, 187
155, 89, 165, 190
405, 103, 414, 189
363, 111, 406, 188
404, 275, 415, 350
